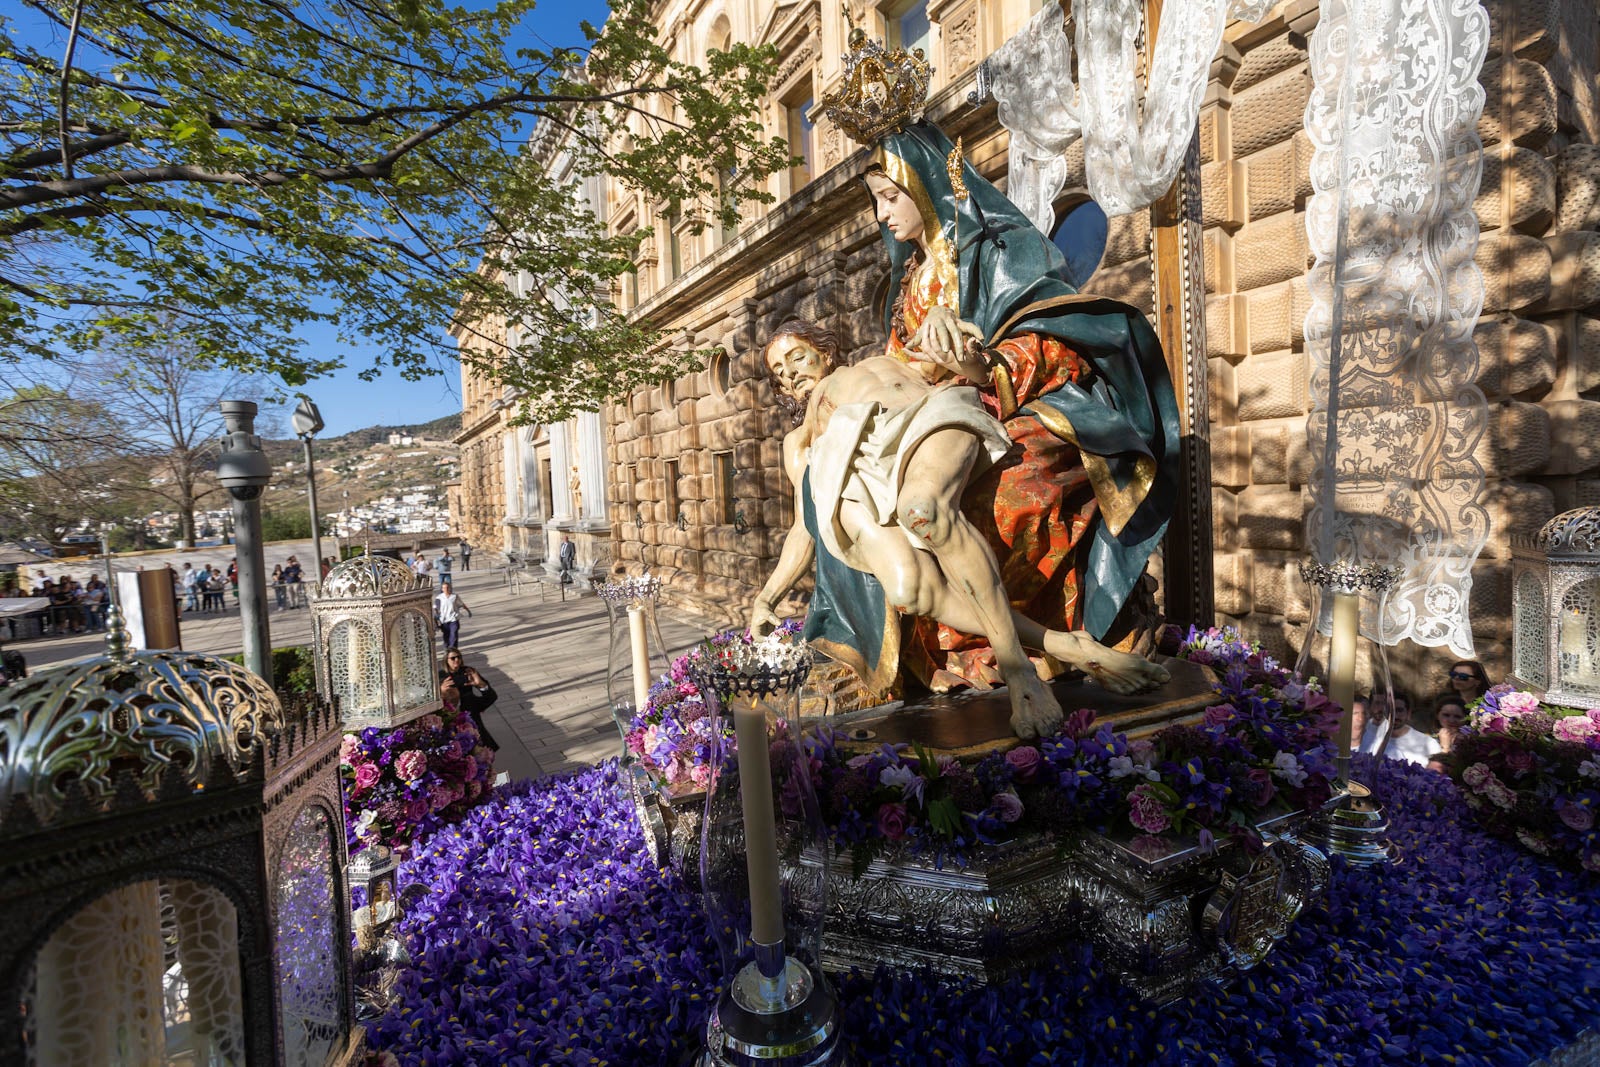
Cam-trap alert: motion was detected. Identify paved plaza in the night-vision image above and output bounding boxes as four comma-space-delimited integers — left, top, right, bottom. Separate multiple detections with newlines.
16, 562, 722, 783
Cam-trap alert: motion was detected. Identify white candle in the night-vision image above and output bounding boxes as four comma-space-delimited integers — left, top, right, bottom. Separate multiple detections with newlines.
628, 605, 651, 713
731, 694, 785, 947
1330, 589, 1359, 761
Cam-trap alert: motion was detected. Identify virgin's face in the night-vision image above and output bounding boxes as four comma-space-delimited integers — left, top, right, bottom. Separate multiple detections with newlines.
765, 334, 829, 403
865, 171, 925, 244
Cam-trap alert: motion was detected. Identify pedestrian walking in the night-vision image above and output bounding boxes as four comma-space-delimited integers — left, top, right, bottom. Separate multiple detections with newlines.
460, 539, 472, 572
558, 534, 576, 585
180, 562, 201, 613
438, 548, 453, 585
441, 647, 499, 751
272, 564, 287, 609
433, 581, 471, 649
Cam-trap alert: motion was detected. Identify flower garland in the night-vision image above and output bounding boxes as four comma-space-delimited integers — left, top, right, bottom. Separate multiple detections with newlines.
1447, 683, 1600, 873
624, 620, 804, 795
804, 626, 1337, 867
363, 757, 1600, 1065
340, 700, 496, 855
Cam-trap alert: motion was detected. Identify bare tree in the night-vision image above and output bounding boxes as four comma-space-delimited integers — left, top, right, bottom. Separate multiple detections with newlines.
82, 337, 274, 546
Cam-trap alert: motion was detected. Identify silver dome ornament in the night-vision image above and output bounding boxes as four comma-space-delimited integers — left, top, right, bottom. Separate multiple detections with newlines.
0, 613, 284, 830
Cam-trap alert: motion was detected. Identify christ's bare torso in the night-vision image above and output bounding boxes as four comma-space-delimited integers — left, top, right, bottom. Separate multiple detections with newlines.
803, 355, 947, 445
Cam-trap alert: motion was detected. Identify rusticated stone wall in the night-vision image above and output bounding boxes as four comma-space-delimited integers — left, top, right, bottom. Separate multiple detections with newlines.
1188, 0, 1600, 688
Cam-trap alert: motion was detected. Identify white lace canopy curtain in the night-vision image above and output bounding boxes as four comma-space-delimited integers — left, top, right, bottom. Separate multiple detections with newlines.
1303, 0, 1491, 656
988, 0, 1273, 232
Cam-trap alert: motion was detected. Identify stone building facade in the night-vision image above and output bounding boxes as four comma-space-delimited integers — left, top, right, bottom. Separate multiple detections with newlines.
599, 0, 1600, 680
450, 123, 612, 581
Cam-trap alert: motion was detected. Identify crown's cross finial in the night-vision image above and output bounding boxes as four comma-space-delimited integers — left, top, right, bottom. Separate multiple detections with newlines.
821, 34, 932, 146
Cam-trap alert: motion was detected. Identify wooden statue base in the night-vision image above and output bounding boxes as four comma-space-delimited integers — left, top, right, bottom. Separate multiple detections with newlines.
826, 655, 1218, 760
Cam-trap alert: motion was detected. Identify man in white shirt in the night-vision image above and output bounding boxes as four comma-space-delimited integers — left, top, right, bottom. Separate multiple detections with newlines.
434, 581, 471, 649
1379, 691, 1441, 767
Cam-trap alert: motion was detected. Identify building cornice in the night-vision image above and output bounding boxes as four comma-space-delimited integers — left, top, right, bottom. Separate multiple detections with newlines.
626, 80, 999, 329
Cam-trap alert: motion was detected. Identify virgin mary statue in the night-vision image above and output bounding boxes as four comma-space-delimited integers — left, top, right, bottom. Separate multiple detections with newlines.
809, 33, 1181, 695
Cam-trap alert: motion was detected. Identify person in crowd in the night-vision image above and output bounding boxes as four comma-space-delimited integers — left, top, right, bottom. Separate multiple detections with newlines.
271, 564, 287, 609
460, 539, 472, 572
441, 647, 499, 751
48, 578, 78, 635
82, 576, 107, 631
1434, 694, 1469, 756
169, 565, 184, 619
227, 558, 239, 604
180, 562, 200, 613
282, 557, 304, 608
1442, 659, 1490, 706
417, 554, 434, 578
1376, 690, 1441, 766
204, 566, 227, 612
434, 580, 471, 649
321, 557, 333, 580
439, 548, 453, 585
558, 534, 576, 584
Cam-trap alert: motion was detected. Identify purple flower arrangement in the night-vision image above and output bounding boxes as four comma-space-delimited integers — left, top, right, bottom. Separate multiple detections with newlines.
1447, 683, 1600, 873
340, 701, 496, 855
625, 620, 805, 796
361, 756, 1600, 1065
805, 626, 1337, 866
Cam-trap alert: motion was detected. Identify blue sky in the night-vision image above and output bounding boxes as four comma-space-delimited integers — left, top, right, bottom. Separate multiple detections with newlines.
299, 0, 612, 435
10, 0, 613, 438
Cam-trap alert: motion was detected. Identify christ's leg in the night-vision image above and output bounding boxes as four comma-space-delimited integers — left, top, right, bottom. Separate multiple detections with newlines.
895, 428, 1064, 738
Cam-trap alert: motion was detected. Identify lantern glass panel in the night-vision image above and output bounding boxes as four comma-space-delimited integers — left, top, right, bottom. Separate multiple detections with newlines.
1515, 571, 1548, 688
275, 804, 343, 1066
1558, 578, 1600, 694
390, 611, 435, 709
24, 879, 244, 1066
328, 619, 385, 717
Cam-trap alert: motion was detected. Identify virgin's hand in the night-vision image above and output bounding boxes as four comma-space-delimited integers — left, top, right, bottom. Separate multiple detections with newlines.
749, 601, 781, 638
908, 306, 985, 371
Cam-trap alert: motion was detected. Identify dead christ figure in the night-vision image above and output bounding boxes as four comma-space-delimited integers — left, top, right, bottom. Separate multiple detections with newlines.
751, 319, 1168, 740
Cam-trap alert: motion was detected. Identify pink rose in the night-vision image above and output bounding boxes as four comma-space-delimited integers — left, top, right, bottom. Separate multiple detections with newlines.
352, 762, 380, 791
339, 736, 362, 764
991, 791, 1024, 823
1506, 749, 1536, 773
467, 780, 484, 799
876, 802, 911, 841
1499, 691, 1541, 715
1485, 780, 1517, 811
1127, 783, 1171, 835
1203, 704, 1235, 728
1587, 709, 1600, 726
405, 799, 429, 822
395, 749, 428, 782
690, 764, 713, 790
462, 756, 478, 780
1004, 746, 1042, 783
1554, 716, 1599, 743
625, 728, 647, 757
1559, 800, 1595, 832
429, 783, 453, 812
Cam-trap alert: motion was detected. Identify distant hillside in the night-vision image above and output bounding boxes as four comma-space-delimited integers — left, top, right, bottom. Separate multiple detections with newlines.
257, 414, 459, 518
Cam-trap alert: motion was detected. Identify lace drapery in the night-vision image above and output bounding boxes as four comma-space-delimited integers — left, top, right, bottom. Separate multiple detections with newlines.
988, 0, 1273, 231
1303, 0, 1491, 657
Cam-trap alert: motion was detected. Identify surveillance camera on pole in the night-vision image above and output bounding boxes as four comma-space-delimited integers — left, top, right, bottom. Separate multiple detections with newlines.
216, 400, 273, 686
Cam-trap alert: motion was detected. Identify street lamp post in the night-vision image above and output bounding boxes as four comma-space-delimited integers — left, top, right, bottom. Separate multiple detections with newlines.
216, 400, 273, 686
292, 398, 326, 582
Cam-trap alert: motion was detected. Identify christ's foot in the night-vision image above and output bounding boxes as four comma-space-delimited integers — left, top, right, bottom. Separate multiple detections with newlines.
1042, 631, 1171, 696
1006, 669, 1064, 739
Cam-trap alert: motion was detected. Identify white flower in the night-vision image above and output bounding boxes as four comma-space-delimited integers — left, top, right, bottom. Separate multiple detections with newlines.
354, 809, 378, 839
1108, 755, 1136, 779
1580, 759, 1600, 781
1272, 750, 1308, 787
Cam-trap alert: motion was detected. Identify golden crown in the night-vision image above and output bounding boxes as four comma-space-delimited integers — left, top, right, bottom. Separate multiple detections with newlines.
821, 29, 933, 146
